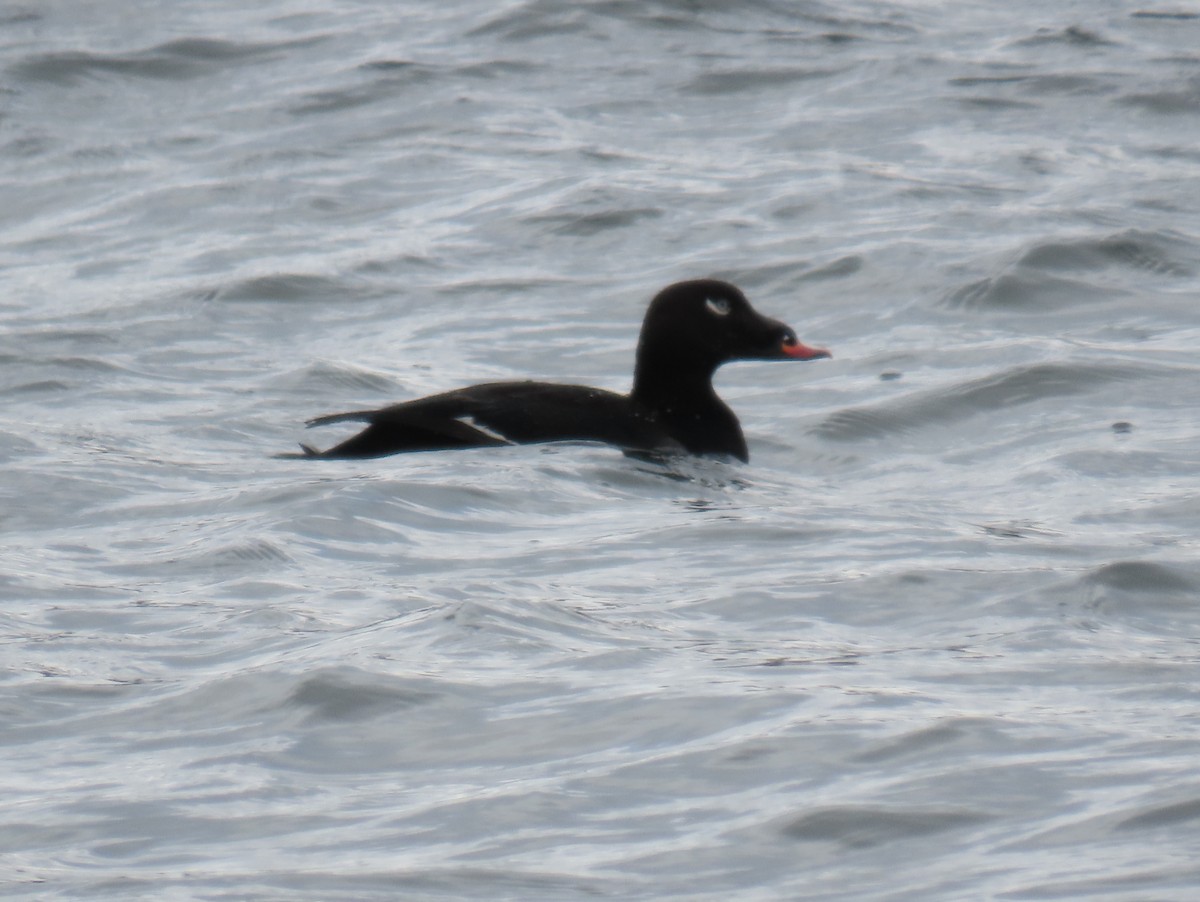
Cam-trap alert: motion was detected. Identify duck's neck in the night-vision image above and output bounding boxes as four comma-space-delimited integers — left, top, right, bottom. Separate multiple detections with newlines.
631, 335, 720, 400
631, 360, 747, 461
631, 360, 717, 410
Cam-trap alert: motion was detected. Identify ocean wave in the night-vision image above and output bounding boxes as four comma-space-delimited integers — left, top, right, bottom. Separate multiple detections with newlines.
815, 361, 1154, 441
944, 230, 1195, 311
10, 37, 319, 85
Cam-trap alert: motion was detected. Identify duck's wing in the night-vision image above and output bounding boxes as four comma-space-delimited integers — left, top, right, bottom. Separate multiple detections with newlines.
299, 381, 667, 459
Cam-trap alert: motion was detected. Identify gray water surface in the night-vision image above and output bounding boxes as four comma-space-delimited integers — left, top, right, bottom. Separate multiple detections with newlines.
3, 1, 1200, 898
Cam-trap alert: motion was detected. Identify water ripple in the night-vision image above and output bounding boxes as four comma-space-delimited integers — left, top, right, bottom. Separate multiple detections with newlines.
780, 806, 991, 848
10, 37, 319, 85
945, 229, 1194, 310
816, 362, 1153, 441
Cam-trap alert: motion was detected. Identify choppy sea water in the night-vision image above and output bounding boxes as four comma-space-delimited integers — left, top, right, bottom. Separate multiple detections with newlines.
3, 1, 1200, 898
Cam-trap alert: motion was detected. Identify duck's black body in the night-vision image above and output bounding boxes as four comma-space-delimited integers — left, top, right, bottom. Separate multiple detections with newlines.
294, 279, 829, 463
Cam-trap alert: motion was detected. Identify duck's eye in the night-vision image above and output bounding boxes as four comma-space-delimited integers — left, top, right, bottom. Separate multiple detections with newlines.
705, 297, 732, 316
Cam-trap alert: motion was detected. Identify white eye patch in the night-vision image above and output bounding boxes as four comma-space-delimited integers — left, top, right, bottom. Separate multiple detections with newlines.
705, 297, 732, 316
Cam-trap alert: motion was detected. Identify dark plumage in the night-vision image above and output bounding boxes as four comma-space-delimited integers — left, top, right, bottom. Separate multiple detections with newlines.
291, 279, 829, 463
